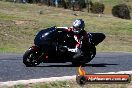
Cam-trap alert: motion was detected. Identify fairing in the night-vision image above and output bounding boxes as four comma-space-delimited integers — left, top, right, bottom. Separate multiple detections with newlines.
34, 26, 57, 46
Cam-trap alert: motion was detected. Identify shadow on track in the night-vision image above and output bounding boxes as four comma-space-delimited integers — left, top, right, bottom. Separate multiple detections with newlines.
35, 63, 118, 67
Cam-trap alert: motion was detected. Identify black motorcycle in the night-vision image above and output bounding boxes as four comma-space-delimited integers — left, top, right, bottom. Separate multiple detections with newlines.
23, 26, 105, 67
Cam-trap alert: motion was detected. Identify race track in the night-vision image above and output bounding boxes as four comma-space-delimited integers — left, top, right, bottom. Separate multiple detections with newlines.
0, 52, 132, 82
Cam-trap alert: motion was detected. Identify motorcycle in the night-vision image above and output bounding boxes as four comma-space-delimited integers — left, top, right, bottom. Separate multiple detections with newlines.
23, 26, 105, 67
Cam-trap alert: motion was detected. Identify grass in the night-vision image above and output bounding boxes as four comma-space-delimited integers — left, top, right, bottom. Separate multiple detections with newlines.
8, 78, 132, 88
0, 2, 131, 88
0, 1, 132, 53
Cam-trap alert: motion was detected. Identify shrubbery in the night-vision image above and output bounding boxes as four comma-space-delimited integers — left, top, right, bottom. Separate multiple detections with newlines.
112, 4, 131, 19
72, 0, 86, 11
90, 2, 105, 14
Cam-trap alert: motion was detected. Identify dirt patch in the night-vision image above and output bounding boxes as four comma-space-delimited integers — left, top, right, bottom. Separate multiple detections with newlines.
13, 20, 30, 25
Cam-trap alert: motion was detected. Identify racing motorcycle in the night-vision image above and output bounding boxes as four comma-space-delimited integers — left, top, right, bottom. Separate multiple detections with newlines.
23, 26, 105, 67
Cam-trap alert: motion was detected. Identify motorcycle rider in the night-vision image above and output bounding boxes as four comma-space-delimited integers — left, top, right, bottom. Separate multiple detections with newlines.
57, 19, 91, 59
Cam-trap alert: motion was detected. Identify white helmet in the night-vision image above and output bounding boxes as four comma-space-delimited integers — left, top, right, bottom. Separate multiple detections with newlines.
73, 19, 85, 34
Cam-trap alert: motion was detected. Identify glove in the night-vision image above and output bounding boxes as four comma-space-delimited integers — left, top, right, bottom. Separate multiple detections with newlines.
68, 46, 81, 53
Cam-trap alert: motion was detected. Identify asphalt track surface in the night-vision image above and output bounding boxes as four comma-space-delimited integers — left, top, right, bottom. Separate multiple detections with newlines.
0, 52, 132, 82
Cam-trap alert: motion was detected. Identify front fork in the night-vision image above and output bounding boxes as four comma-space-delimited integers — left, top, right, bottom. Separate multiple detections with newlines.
29, 45, 40, 52
28, 45, 42, 63
29, 45, 48, 63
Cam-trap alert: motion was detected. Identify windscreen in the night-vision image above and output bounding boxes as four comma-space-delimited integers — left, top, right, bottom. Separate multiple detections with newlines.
34, 27, 57, 45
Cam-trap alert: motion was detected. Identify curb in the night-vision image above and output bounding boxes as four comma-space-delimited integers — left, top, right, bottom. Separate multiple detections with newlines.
0, 75, 76, 87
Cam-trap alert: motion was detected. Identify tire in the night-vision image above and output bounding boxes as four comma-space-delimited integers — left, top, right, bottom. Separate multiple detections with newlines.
23, 50, 39, 67
86, 46, 96, 63
72, 46, 96, 65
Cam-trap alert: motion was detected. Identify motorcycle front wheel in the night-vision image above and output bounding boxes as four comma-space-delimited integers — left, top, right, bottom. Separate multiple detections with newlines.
23, 50, 40, 67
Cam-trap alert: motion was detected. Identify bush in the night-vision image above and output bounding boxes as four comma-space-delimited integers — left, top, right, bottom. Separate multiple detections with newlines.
78, 0, 86, 8
73, 0, 86, 11
90, 2, 105, 14
112, 4, 131, 19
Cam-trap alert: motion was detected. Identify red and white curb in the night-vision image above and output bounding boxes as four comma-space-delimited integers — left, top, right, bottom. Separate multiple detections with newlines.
0, 71, 132, 87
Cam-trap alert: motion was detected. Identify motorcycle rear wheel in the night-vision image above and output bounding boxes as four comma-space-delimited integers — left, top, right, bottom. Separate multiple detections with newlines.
72, 46, 96, 66
87, 46, 96, 62
23, 50, 40, 67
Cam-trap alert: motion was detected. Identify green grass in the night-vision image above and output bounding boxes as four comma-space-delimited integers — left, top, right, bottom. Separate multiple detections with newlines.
8, 79, 132, 88
0, 1, 132, 53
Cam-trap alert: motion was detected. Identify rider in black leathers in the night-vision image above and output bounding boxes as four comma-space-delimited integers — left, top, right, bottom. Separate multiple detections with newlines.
57, 19, 91, 59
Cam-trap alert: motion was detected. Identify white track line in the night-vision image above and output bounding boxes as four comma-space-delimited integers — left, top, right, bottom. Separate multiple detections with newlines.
0, 71, 132, 87
96, 71, 132, 74
98, 51, 132, 53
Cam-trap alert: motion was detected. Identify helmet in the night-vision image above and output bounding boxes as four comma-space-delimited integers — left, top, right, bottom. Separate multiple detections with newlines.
72, 19, 85, 34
